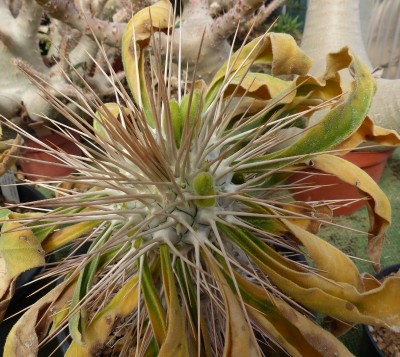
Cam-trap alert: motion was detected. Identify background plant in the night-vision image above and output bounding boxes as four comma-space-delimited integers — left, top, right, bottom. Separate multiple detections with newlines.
1, 1, 400, 356
0, 0, 288, 128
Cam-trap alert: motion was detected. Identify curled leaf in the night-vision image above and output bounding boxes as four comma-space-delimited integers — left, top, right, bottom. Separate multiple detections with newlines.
158, 246, 189, 356
336, 116, 400, 151
206, 32, 311, 107
309, 154, 391, 271
241, 47, 376, 172
66, 275, 140, 356
122, 0, 173, 125
4, 282, 74, 357
204, 249, 261, 357
0, 136, 22, 176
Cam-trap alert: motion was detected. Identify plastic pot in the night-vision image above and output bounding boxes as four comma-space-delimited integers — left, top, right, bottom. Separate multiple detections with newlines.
359, 264, 400, 357
288, 149, 395, 215
19, 132, 81, 180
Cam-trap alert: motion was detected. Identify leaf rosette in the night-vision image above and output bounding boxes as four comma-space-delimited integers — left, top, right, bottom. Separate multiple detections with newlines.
1, 1, 400, 356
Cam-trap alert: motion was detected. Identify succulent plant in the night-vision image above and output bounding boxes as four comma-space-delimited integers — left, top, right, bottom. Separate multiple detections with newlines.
1, 1, 400, 356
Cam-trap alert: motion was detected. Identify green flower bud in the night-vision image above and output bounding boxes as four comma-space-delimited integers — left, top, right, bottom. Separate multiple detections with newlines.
192, 172, 216, 208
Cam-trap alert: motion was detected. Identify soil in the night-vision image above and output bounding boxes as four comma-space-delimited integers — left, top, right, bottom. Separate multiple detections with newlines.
368, 325, 400, 357
367, 269, 400, 357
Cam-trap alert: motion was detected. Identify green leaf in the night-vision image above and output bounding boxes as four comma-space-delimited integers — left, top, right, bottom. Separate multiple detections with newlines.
0, 209, 12, 220
142, 256, 166, 346
68, 223, 115, 344
169, 99, 183, 147
180, 89, 203, 134
175, 259, 213, 357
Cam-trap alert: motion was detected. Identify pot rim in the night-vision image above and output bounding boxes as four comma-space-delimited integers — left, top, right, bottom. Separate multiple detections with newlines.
22, 132, 81, 152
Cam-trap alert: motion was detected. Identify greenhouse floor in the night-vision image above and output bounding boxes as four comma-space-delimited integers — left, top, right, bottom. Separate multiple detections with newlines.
319, 148, 400, 354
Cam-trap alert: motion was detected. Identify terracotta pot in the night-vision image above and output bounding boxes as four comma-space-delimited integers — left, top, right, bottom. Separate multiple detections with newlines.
19, 132, 81, 180
288, 149, 395, 215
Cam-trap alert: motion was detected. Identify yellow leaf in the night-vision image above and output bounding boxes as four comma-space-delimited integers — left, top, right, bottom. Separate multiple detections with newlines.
0, 221, 45, 278
336, 116, 400, 151
158, 246, 189, 356
283, 219, 363, 290
204, 250, 261, 357
42, 219, 100, 252
309, 154, 391, 271
0, 135, 22, 176
65, 275, 140, 356
280, 201, 332, 234
206, 32, 311, 106
224, 72, 294, 101
0, 256, 15, 322
229, 269, 352, 356
219, 223, 400, 331
122, 0, 173, 125
94, 103, 129, 141
4, 282, 74, 357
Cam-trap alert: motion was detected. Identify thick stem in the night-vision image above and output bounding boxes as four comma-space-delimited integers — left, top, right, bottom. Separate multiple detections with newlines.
34, 0, 125, 46
370, 79, 400, 132
210, 0, 264, 42
301, 0, 372, 75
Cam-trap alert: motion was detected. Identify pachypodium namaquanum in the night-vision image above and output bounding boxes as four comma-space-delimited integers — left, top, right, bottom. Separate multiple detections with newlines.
1, 1, 400, 356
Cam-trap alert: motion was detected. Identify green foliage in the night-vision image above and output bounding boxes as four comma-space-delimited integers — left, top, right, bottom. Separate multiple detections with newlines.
273, 13, 303, 36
